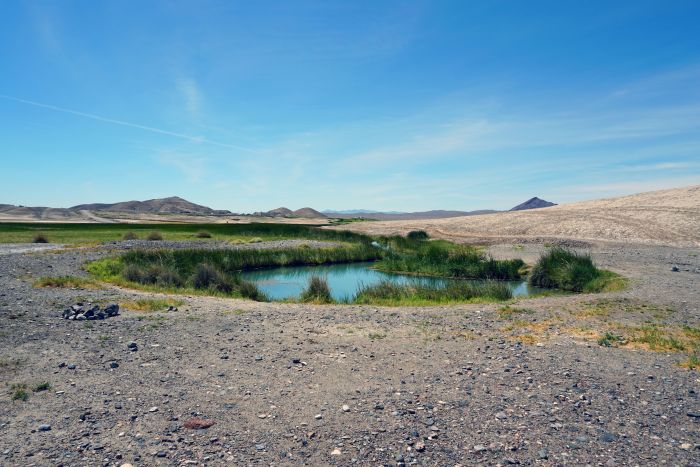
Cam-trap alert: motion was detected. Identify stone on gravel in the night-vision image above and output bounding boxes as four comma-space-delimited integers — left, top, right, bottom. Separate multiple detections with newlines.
183, 418, 216, 429
38, 424, 51, 432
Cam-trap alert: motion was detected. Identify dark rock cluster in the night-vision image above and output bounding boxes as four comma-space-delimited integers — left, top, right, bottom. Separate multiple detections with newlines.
62, 302, 119, 320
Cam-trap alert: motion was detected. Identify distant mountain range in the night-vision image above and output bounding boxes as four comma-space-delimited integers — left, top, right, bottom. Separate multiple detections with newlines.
0, 196, 232, 220
319, 197, 556, 220
0, 196, 557, 222
71, 196, 232, 215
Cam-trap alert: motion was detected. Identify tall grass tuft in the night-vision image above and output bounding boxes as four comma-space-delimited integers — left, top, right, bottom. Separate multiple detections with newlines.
196, 230, 212, 238
529, 248, 613, 292
122, 231, 138, 240
147, 231, 163, 241
300, 276, 333, 303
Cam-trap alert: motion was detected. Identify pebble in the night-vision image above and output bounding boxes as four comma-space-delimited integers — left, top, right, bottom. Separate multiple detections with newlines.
38, 424, 51, 432
331, 448, 342, 455
314, 414, 323, 420
342, 404, 350, 412
149, 406, 159, 412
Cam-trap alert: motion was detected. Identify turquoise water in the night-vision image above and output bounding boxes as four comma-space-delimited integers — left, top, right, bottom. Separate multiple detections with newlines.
241, 262, 539, 301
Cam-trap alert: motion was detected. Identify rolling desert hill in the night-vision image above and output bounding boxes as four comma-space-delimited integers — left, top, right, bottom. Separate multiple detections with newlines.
71, 196, 230, 215
322, 209, 498, 220
330, 185, 700, 247
262, 207, 327, 219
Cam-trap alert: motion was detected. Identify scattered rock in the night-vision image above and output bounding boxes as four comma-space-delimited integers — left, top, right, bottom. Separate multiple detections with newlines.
38, 424, 51, 432
183, 418, 215, 429
62, 302, 119, 320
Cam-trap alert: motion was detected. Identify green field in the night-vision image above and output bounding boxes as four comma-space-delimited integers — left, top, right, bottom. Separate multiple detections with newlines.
0, 222, 367, 245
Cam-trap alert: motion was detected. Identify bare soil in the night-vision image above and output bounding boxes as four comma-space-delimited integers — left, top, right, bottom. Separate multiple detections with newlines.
330, 185, 700, 247
1, 238, 699, 465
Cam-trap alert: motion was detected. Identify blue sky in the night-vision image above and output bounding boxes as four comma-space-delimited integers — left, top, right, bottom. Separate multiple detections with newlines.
1, 1, 699, 212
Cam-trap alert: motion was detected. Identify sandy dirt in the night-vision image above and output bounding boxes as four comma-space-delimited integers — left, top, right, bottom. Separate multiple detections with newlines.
330, 185, 700, 247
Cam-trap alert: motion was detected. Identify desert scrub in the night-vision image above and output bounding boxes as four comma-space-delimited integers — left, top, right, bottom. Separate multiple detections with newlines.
122, 231, 138, 240
529, 248, 625, 292
353, 280, 512, 305
300, 276, 333, 303
11, 383, 29, 401
32, 233, 49, 243
147, 231, 163, 241
375, 242, 524, 280
33, 276, 101, 289
33, 381, 51, 392
407, 230, 429, 240
196, 230, 212, 238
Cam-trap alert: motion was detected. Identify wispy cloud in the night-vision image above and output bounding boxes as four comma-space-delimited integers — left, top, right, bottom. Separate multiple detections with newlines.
0, 94, 258, 152
177, 77, 203, 118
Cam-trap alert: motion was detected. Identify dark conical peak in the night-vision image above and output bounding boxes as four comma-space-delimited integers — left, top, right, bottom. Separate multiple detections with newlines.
509, 197, 557, 211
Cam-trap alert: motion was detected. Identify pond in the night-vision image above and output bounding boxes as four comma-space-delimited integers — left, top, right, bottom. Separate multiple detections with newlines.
241, 262, 542, 301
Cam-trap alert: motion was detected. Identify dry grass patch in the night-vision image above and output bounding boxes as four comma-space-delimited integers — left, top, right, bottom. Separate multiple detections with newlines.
415, 320, 443, 342
573, 298, 675, 320
497, 305, 535, 319
34, 276, 102, 289
679, 354, 700, 371
120, 298, 184, 312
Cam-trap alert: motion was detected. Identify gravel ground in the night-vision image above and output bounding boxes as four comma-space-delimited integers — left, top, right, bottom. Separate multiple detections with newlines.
1, 240, 699, 466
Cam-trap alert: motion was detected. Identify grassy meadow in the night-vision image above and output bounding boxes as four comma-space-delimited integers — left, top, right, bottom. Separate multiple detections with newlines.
0, 222, 369, 245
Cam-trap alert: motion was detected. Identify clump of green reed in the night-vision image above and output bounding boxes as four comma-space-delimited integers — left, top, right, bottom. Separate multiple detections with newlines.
529, 247, 624, 292
118, 259, 266, 301
353, 279, 512, 305
300, 276, 333, 303
375, 242, 524, 280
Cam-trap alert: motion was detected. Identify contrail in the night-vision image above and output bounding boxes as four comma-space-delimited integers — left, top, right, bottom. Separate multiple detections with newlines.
0, 94, 258, 152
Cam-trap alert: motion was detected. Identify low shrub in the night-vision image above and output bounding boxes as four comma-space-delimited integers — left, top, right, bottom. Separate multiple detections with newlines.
407, 230, 429, 240
33, 381, 51, 392
196, 230, 212, 238
11, 383, 29, 401
32, 233, 49, 243
122, 231, 138, 240
300, 276, 333, 303
147, 231, 163, 241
